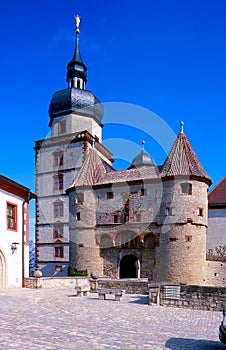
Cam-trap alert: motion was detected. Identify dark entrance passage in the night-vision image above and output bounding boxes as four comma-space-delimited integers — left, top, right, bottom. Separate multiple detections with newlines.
120, 255, 138, 278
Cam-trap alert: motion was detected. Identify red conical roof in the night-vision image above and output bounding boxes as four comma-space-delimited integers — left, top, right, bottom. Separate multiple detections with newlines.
161, 132, 211, 184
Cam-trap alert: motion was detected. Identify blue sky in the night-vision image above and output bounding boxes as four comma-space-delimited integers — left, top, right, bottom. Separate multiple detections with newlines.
0, 1, 225, 238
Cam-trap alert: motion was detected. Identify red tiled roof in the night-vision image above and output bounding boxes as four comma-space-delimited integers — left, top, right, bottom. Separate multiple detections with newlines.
68, 148, 159, 189
161, 132, 211, 183
96, 165, 159, 185
68, 148, 107, 187
208, 176, 226, 204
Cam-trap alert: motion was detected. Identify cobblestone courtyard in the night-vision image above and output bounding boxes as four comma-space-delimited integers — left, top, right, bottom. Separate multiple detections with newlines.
0, 288, 225, 349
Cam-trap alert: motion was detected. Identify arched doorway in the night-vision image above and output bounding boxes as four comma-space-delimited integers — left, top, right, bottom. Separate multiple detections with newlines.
0, 250, 7, 288
120, 255, 139, 278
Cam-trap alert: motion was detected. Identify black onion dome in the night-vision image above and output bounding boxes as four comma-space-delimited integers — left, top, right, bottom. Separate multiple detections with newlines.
130, 149, 155, 168
49, 87, 104, 126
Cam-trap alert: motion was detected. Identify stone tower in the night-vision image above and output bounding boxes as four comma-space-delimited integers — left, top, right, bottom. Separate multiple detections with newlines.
154, 123, 212, 285
34, 16, 112, 276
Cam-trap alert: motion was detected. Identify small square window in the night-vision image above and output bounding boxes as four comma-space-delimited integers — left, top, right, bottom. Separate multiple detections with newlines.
113, 214, 120, 223
140, 188, 147, 196
75, 212, 81, 221
181, 183, 192, 195
185, 235, 192, 242
107, 191, 114, 199
198, 208, 204, 217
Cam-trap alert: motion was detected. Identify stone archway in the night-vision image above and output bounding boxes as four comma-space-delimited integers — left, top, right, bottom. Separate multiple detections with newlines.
0, 250, 7, 288
120, 255, 139, 279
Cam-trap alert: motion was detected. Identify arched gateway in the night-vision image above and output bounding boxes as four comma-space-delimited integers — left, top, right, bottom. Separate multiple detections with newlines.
0, 250, 7, 288
120, 255, 140, 278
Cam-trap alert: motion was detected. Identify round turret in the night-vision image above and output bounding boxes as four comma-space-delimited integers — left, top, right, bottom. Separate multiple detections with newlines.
130, 141, 155, 168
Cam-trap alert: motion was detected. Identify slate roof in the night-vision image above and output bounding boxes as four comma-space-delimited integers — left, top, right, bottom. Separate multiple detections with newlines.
49, 88, 104, 123
161, 132, 211, 184
208, 176, 226, 204
130, 149, 155, 168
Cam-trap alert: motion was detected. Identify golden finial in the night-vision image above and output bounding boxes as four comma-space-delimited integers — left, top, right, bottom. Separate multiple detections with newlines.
74, 14, 81, 34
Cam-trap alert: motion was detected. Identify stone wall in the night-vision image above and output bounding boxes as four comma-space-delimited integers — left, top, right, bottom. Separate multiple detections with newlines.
24, 277, 90, 289
97, 278, 149, 294
149, 283, 226, 311
207, 207, 226, 252
206, 260, 226, 287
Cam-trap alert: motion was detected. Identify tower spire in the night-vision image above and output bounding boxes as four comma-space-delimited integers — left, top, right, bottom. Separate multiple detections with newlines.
66, 15, 87, 89
180, 121, 184, 134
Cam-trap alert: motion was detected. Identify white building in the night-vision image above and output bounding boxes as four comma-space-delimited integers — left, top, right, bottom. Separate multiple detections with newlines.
0, 174, 35, 288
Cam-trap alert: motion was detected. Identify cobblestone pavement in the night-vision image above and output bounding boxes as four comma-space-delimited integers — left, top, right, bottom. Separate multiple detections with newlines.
0, 288, 225, 350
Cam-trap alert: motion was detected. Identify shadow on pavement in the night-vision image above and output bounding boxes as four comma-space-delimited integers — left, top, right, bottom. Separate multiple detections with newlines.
165, 337, 226, 349
128, 295, 149, 304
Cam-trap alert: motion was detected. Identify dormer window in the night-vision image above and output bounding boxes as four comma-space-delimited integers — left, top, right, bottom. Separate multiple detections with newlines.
107, 191, 114, 199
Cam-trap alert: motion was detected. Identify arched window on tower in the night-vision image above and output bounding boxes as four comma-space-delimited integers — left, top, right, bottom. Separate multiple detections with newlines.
77, 79, 81, 89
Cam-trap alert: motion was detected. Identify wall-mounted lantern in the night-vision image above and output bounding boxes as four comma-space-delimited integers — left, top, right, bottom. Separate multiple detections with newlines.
11, 242, 19, 254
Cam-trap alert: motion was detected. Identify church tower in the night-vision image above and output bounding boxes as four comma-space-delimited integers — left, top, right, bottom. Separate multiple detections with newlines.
34, 15, 112, 276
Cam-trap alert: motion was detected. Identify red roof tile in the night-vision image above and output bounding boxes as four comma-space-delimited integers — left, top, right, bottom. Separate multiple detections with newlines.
208, 176, 226, 204
96, 165, 159, 185
68, 148, 107, 187
161, 132, 211, 183
68, 148, 159, 189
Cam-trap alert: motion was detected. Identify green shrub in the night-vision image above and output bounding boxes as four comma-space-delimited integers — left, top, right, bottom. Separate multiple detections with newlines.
68, 267, 88, 276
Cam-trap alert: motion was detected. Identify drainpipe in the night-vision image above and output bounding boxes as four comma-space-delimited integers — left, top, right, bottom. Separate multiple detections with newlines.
22, 191, 31, 288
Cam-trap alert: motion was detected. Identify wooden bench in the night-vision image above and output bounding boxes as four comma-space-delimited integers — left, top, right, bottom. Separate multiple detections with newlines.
96, 288, 125, 301
74, 285, 90, 297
